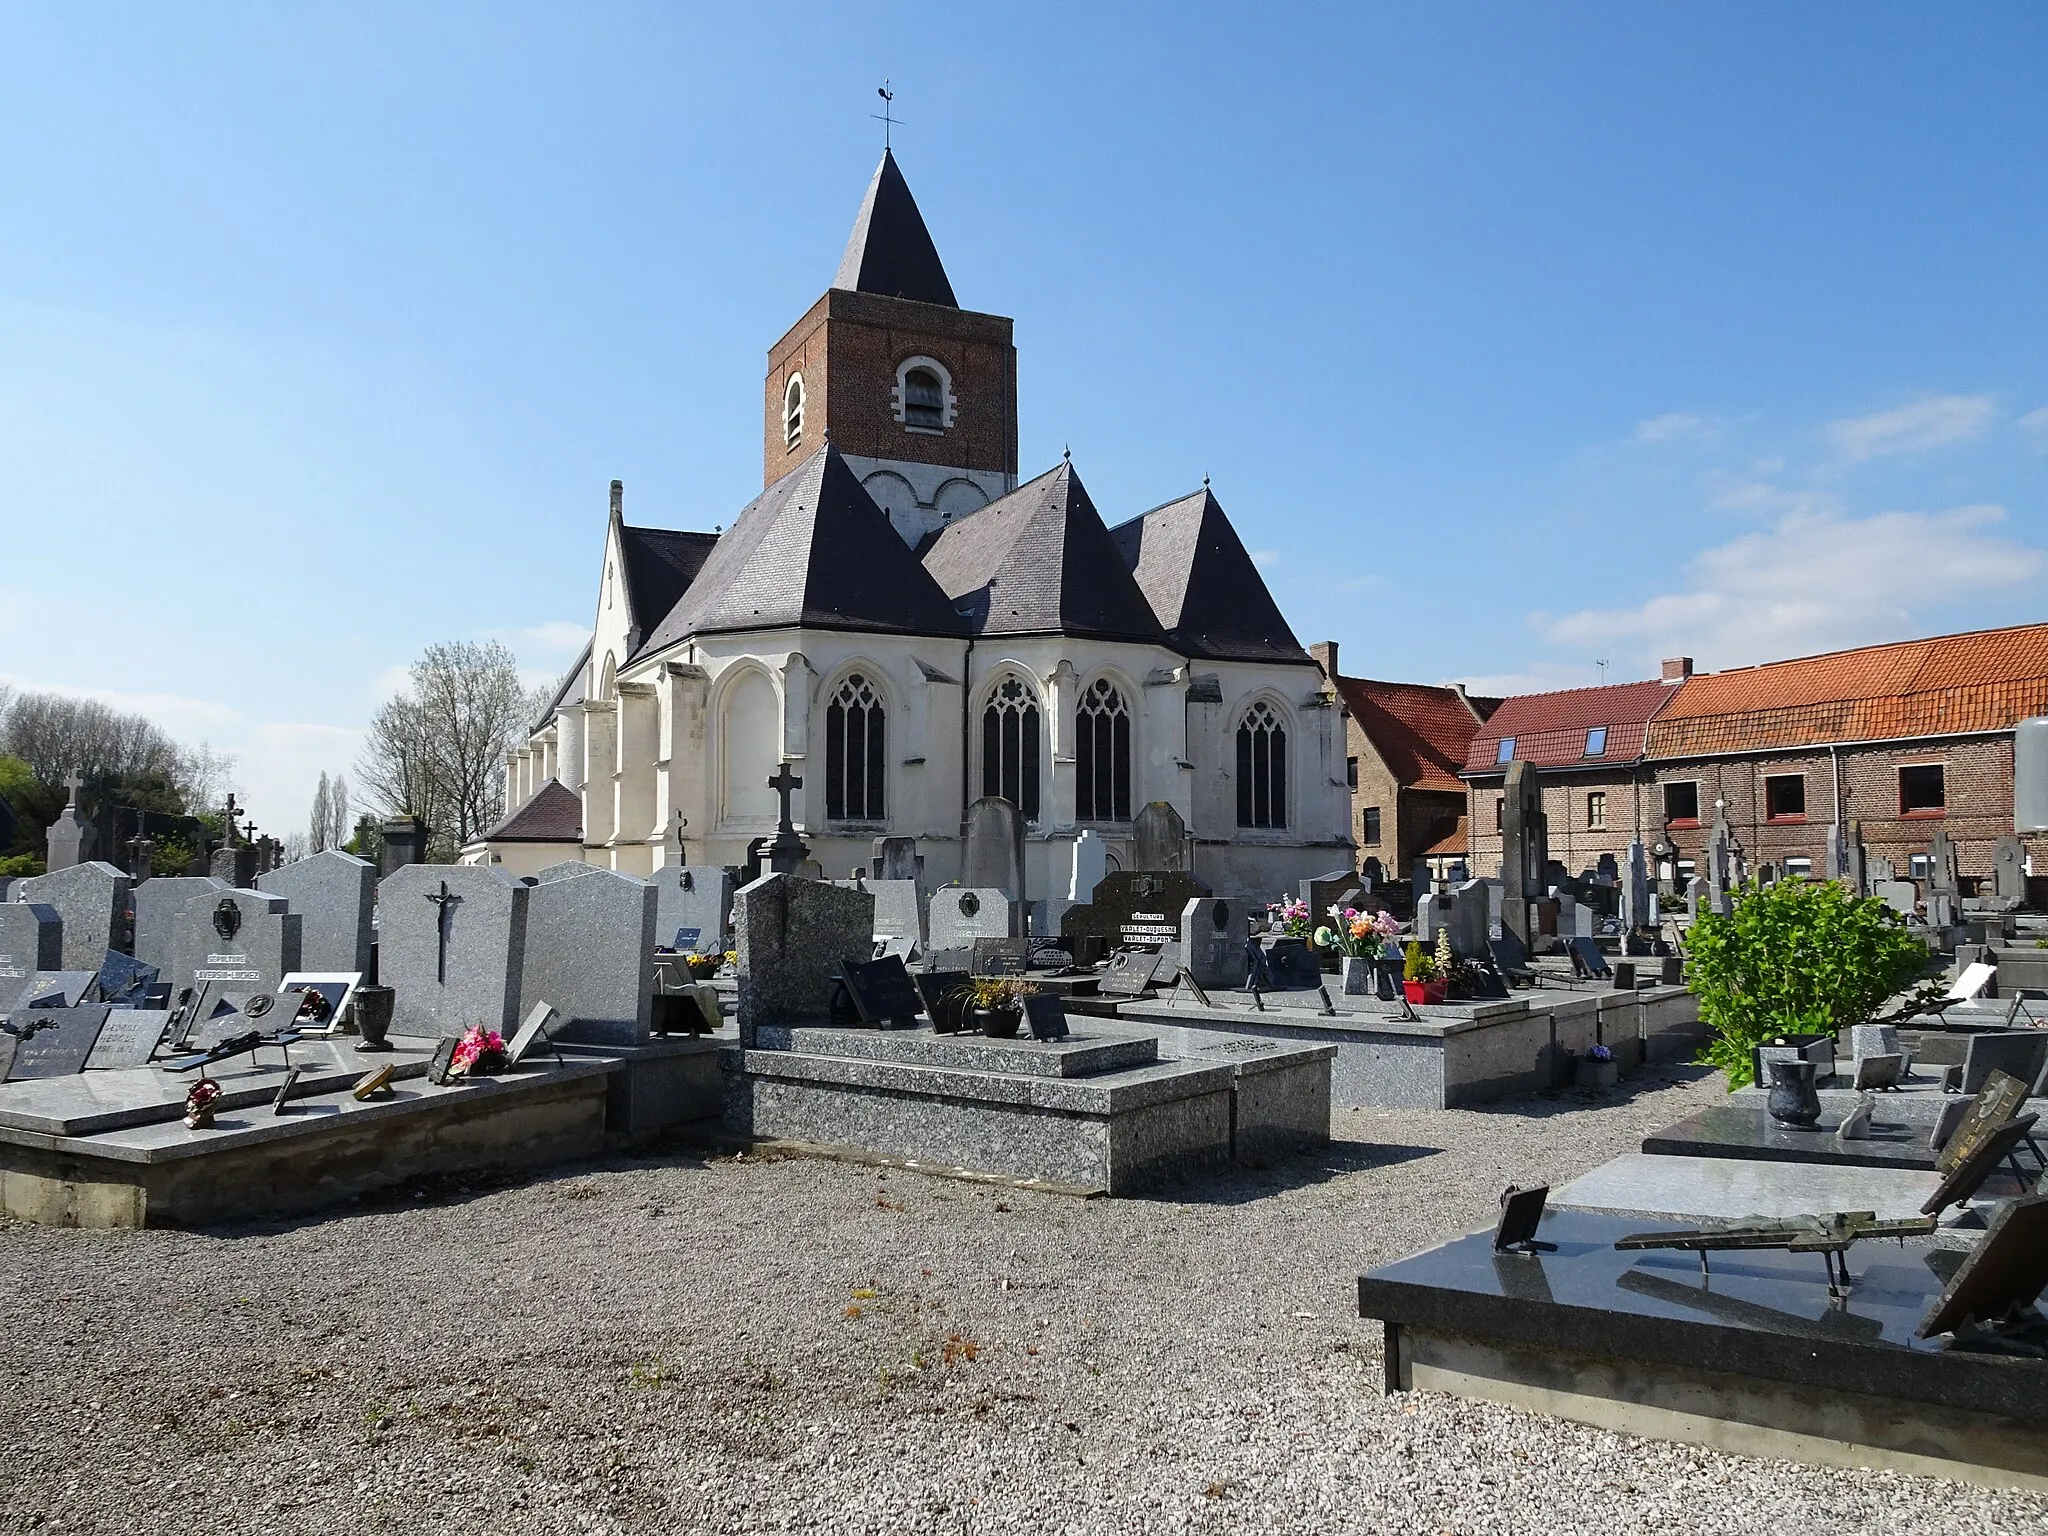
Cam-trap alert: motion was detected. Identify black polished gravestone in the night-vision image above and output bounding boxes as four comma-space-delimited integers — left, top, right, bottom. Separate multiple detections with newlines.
83, 1008, 173, 1070
837, 956, 925, 1029
1060, 872, 1210, 952
1260, 938, 1323, 990
1917, 1193, 2048, 1341
94, 951, 160, 1007
914, 970, 971, 1034
969, 938, 1028, 977
1098, 949, 1155, 998
1023, 992, 1070, 1041
1644, 1103, 1938, 1171
5, 1006, 113, 1080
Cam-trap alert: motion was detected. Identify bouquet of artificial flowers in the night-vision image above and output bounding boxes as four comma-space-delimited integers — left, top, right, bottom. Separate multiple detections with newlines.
451, 1025, 509, 1077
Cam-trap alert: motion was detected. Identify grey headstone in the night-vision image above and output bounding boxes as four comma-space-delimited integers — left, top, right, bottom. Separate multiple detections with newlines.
209, 844, 258, 888
651, 865, 734, 955
1994, 835, 2027, 903
1131, 801, 1189, 874
1499, 762, 1545, 948
1867, 853, 1896, 886
1873, 880, 1917, 916
870, 879, 925, 947
870, 836, 921, 883
516, 866, 655, 1046
378, 865, 530, 1038
1595, 852, 1618, 886
7, 1005, 111, 1079
20, 862, 131, 970
0, 903, 63, 1014
257, 850, 375, 974
1620, 841, 1652, 931
44, 797, 93, 872
1850, 1023, 1900, 1060
1704, 809, 1734, 917
132, 876, 227, 973
1415, 892, 1440, 942
961, 796, 1026, 901
928, 887, 1015, 949
1928, 830, 1959, 895
1068, 829, 1108, 903
1179, 898, 1238, 990
1410, 858, 1431, 905
1448, 879, 1492, 961
1685, 883, 1700, 923
169, 888, 302, 997
734, 874, 874, 1040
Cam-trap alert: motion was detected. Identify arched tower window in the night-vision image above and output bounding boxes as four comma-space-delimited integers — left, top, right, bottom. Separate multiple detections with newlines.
784, 374, 804, 449
903, 367, 944, 429
981, 676, 1041, 821
1236, 702, 1288, 829
825, 672, 886, 822
1075, 679, 1131, 823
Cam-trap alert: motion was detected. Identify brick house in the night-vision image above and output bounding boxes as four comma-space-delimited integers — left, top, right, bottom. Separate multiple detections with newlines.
1311, 641, 1497, 881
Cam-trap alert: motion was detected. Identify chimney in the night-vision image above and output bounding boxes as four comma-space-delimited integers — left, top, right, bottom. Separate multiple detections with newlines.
1310, 640, 1340, 683
609, 480, 624, 519
1661, 657, 1694, 683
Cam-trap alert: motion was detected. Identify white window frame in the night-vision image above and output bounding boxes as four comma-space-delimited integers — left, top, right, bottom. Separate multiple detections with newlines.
891, 355, 956, 434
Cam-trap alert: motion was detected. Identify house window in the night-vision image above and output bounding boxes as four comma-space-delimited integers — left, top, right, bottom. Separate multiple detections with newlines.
1362, 807, 1382, 845
1676, 858, 1696, 889
1587, 791, 1607, 830
981, 677, 1041, 820
1900, 764, 1946, 815
783, 374, 804, 448
1496, 737, 1516, 765
824, 672, 886, 822
1346, 756, 1359, 791
1784, 857, 1813, 878
1074, 679, 1131, 823
1909, 853, 1932, 878
1235, 702, 1288, 829
1664, 781, 1700, 824
1584, 727, 1607, 757
1765, 774, 1806, 821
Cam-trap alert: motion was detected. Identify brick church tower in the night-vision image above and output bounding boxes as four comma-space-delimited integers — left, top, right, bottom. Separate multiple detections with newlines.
763, 149, 1019, 545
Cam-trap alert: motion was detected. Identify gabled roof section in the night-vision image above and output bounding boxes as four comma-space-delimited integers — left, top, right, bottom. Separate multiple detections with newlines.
1464, 679, 1678, 775
533, 638, 593, 733
482, 780, 582, 844
1107, 488, 1309, 663
638, 446, 968, 649
1336, 677, 1485, 794
1647, 622, 2048, 758
833, 149, 958, 308
619, 526, 719, 656
1419, 813, 1469, 858
921, 461, 1167, 643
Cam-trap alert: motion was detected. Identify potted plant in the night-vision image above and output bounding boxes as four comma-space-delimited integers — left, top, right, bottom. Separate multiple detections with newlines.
451, 1024, 509, 1077
1402, 941, 1447, 1006
1317, 906, 1402, 995
966, 976, 1036, 1038
685, 951, 722, 981
1575, 1043, 1618, 1089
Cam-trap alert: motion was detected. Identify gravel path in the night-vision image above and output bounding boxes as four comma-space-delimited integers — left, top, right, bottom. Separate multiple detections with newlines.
0, 1063, 2039, 1535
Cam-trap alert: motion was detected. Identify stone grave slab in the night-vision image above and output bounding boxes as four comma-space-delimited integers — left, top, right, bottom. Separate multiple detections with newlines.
379, 865, 531, 1039
7, 1006, 113, 1080
84, 1010, 173, 1070
257, 850, 375, 974
131, 876, 226, 972
652, 865, 733, 955
1642, 1103, 1937, 1171
1553, 1152, 1948, 1223
19, 862, 131, 970
971, 937, 1028, 976
734, 874, 874, 1039
95, 951, 159, 1007
515, 866, 654, 1046
0, 904, 63, 1014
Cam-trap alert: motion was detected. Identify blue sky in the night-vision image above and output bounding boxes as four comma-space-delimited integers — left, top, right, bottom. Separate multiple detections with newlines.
2, 4, 2043, 828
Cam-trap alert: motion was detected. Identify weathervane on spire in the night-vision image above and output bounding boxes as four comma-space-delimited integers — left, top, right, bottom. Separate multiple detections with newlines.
873, 81, 898, 150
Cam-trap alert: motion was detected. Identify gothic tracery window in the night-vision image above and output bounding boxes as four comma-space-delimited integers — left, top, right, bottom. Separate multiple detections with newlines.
1236, 701, 1288, 829
825, 672, 886, 822
981, 676, 1040, 821
1075, 679, 1131, 823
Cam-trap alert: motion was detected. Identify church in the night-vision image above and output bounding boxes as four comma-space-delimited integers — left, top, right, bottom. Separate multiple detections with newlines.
479, 150, 1351, 904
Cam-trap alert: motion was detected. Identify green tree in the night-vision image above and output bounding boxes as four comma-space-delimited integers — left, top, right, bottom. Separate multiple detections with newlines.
1689, 879, 1937, 1089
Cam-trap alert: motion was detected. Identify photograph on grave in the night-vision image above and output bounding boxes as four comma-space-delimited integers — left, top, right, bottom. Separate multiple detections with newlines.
275, 972, 365, 1035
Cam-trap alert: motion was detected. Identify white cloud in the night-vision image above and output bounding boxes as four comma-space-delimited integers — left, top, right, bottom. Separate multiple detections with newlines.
506, 620, 593, 655
2019, 405, 2048, 448
1249, 549, 1280, 569
1545, 503, 2043, 668
1826, 394, 1995, 462
1634, 412, 1714, 444
1444, 668, 1600, 698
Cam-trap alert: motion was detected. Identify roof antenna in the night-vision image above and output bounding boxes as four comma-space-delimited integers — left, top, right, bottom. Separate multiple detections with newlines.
873, 82, 897, 150
1596, 659, 1610, 685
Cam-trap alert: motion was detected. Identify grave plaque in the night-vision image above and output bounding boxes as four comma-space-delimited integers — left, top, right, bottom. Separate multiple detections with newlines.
1023, 992, 1070, 1041
426, 1037, 460, 1086
6, 1006, 113, 1080
1915, 1192, 2048, 1340
271, 1066, 304, 1114
95, 951, 159, 1007
21, 971, 97, 1009
506, 1002, 562, 1065
1060, 871, 1209, 952
84, 1008, 171, 1069
838, 956, 924, 1028
970, 937, 1028, 977
915, 971, 971, 1033
1098, 950, 1154, 997
1937, 1070, 2032, 1174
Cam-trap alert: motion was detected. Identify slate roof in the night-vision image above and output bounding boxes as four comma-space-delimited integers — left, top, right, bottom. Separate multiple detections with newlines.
1646, 622, 2048, 758
638, 446, 968, 648
482, 779, 582, 844
620, 526, 719, 655
833, 149, 958, 308
1335, 677, 1487, 794
533, 637, 593, 732
920, 461, 1167, 643
1107, 488, 1309, 663
1464, 679, 1679, 775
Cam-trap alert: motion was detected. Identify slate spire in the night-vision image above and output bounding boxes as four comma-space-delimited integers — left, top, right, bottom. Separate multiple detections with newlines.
833, 148, 959, 308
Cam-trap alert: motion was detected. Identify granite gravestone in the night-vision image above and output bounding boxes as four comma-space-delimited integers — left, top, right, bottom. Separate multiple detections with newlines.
1867, 853, 1897, 886
1704, 809, 1735, 918
734, 873, 874, 1041
1068, 828, 1108, 903
42, 779, 94, 871
871, 836, 921, 882
6, 1006, 112, 1080
651, 865, 734, 955
1994, 836, 2027, 904
257, 850, 375, 974
1415, 893, 1441, 942
131, 875, 227, 973
1873, 880, 1917, 917
517, 866, 655, 1046
1448, 879, 1492, 960
1098, 950, 1154, 997
1180, 898, 1239, 990
378, 864, 531, 1039
1022, 992, 1070, 1041
869, 879, 925, 949
1620, 841, 1652, 932
169, 888, 302, 1001
1131, 801, 1189, 874
928, 887, 1015, 948
837, 955, 924, 1028
0, 903, 63, 1014
94, 951, 158, 1007
961, 797, 1026, 902
19, 862, 131, 971
1059, 872, 1209, 952
84, 1009, 172, 1069
1498, 762, 1545, 950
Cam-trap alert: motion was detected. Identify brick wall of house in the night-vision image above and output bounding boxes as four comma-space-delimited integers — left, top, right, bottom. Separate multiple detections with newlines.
1466, 768, 1652, 879
764, 290, 1017, 487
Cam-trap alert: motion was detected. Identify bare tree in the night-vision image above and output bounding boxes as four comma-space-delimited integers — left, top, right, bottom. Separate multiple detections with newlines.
171, 742, 237, 815
328, 774, 351, 851
0, 692, 180, 788
310, 772, 332, 852
356, 640, 526, 853
357, 695, 443, 830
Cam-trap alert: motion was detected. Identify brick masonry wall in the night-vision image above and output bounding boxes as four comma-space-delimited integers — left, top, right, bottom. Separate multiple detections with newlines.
764, 290, 1016, 487
1466, 768, 1650, 878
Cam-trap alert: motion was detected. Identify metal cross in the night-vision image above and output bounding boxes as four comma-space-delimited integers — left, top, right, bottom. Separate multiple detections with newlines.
767, 762, 803, 834
872, 82, 898, 149
425, 880, 463, 984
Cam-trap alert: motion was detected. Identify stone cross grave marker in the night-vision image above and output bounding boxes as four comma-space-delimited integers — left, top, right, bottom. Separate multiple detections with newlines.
0, 903, 62, 1015
516, 866, 655, 1046
19, 862, 131, 971
257, 850, 375, 975
43, 774, 93, 871
652, 865, 734, 954
378, 864, 530, 1039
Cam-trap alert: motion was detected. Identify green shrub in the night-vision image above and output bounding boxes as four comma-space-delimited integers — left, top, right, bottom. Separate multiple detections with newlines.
1689, 879, 1935, 1090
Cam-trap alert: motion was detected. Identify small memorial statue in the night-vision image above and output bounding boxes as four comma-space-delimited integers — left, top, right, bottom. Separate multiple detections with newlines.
184, 1076, 223, 1130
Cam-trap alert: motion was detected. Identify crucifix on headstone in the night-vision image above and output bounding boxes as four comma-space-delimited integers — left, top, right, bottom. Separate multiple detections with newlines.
424, 880, 463, 984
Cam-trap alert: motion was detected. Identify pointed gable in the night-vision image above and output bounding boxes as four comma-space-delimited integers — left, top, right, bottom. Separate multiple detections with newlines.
1108, 488, 1309, 663
618, 526, 718, 656
833, 148, 958, 308
638, 446, 967, 649
921, 460, 1167, 643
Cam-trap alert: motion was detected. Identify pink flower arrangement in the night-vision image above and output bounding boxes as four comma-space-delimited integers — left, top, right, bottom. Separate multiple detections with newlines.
451, 1025, 508, 1076
1320, 905, 1402, 958
1267, 898, 1313, 937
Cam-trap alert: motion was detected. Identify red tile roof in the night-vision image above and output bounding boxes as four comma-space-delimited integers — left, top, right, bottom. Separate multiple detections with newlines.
1419, 814, 1468, 857
1463, 679, 1678, 774
482, 779, 583, 843
1335, 677, 1486, 794
1648, 622, 2048, 758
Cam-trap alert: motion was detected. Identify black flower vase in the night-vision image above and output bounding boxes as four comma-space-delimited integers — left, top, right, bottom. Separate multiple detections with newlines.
353, 985, 396, 1052
1765, 1058, 1823, 1127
